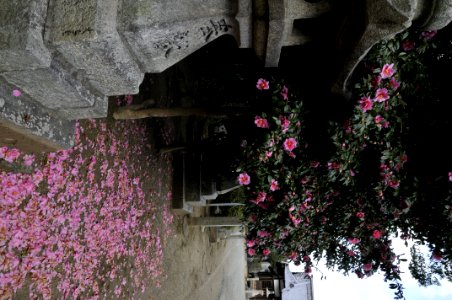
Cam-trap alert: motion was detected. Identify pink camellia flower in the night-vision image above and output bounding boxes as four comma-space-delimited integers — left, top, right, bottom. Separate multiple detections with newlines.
246, 239, 256, 248
449, 172, 452, 182
247, 248, 256, 256
401, 40, 415, 51
266, 151, 273, 158
33, 170, 44, 185
359, 96, 373, 112
270, 179, 279, 191
254, 116, 269, 128
238, 172, 251, 185
372, 230, 382, 239
257, 230, 270, 238
380, 63, 396, 79
344, 119, 352, 134
12, 89, 22, 97
0, 146, 8, 159
356, 212, 365, 219
290, 215, 301, 227
363, 263, 373, 272
262, 248, 271, 256
280, 85, 289, 100
370, 75, 381, 87
7, 187, 21, 200
375, 115, 384, 125
254, 192, 267, 204
283, 138, 297, 152
280, 116, 290, 133
4, 148, 20, 163
348, 237, 361, 245
432, 250, 443, 262
256, 78, 270, 90
355, 270, 365, 279
389, 77, 400, 90
421, 30, 437, 40
388, 179, 400, 189
23, 154, 35, 166
374, 88, 390, 102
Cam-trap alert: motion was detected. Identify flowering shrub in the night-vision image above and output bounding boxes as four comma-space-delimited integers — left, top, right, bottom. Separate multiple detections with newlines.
237, 27, 452, 298
0, 105, 174, 299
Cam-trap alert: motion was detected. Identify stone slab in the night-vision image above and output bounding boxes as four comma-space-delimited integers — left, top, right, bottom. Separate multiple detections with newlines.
0, 118, 63, 153
0, 0, 51, 72
0, 77, 75, 149
45, 0, 143, 95
121, 16, 240, 73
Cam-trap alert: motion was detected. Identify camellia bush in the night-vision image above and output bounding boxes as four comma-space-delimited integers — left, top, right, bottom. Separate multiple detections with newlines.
237, 26, 452, 299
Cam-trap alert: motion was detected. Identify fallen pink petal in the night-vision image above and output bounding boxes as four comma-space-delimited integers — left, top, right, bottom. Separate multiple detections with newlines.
12, 89, 22, 97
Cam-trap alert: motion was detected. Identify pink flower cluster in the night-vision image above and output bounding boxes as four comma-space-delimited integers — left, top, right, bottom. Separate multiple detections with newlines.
359, 63, 400, 113
256, 78, 269, 90
0, 119, 174, 299
254, 116, 269, 128
238, 172, 251, 185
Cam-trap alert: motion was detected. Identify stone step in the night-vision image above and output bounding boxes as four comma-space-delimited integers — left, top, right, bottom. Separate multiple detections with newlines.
0, 77, 76, 149
0, 0, 51, 73
171, 152, 194, 215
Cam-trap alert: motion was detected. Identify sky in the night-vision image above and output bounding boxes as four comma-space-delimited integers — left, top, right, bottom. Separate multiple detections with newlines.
289, 237, 452, 300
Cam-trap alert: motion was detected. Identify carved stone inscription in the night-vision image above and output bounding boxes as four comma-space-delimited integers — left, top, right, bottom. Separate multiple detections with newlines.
151, 18, 233, 59
199, 19, 232, 42
153, 30, 190, 58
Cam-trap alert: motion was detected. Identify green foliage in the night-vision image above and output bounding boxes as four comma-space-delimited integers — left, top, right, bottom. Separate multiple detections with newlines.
237, 27, 452, 299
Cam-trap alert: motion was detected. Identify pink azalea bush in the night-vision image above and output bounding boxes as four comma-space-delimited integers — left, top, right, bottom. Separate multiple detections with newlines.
0, 106, 174, 299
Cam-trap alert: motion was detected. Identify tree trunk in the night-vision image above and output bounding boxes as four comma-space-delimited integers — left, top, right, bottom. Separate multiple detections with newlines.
113, 106, 252, 120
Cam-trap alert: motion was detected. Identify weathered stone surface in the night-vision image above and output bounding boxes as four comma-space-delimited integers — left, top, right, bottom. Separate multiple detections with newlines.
0, 118, 63, 153
423, 0, 452, 30
2, 55, 107, 120
45, 0, 144, 95
332, 0, 452, 96
0, 0, 51, 72
119, 0, 240, 73
236, 0, 253, 48
0, 77, 75, 149
265, 0, 331, 67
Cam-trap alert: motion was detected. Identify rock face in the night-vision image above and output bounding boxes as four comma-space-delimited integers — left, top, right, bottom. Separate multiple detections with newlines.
332, 0, 452, 96
0, 0, 451, 150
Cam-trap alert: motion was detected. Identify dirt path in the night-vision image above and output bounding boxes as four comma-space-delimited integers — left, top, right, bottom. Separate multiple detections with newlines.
146, 208, 247, 300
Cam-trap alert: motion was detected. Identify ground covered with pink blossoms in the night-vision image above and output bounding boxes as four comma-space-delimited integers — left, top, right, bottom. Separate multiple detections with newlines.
0, 110, 176, 299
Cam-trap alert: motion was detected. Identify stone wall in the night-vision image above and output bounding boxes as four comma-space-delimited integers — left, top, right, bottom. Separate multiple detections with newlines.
1, 0, 451, 150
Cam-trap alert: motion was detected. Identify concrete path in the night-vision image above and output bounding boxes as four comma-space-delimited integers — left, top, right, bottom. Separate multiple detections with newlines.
188, 237, 247, 300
